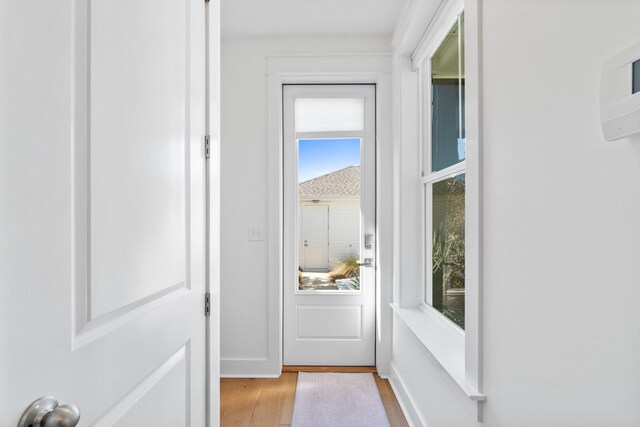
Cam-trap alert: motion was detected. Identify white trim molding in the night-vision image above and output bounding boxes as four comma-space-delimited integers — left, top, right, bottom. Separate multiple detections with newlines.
389, 362, 425, 427
390, 303, 485, 401
264, 54, 394, 377
462, 0, 484, 398
392, 0, 447, 58
411, 0, 465, 70
391, 0, 484, 422
267, 53, 392, 76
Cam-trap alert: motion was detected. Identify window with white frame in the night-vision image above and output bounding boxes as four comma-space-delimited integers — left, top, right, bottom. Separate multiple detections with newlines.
423, 12, 466, 329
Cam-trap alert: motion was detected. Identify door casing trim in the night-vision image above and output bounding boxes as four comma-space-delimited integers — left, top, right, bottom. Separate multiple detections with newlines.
260, 61, 393, 378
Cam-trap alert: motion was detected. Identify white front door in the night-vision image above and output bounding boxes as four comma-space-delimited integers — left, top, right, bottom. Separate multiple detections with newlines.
283, 84, 376, 366
302, 205, 330, 270
1, 1, 218, 425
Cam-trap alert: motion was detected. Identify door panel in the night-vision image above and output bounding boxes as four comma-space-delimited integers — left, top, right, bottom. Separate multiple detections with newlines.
90, 0, 189, 319
1, 0, 212, 425
283, 84, 376, 366
296, 305, 363, 340
114, 359, 187, 427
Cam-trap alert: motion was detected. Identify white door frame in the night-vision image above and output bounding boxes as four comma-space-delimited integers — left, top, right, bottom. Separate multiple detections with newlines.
206, 0, 221, 424
283, 84, 376, 366
265, 61, 393, 376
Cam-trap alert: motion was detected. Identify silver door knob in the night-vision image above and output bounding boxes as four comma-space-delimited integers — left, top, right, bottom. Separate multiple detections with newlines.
17, 396, 80, 427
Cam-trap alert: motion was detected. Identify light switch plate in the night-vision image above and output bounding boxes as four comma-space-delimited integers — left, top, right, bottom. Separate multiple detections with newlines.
248, 226, 264, 241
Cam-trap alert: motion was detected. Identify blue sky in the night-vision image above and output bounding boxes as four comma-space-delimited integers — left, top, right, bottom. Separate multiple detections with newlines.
298, 138, 361, 182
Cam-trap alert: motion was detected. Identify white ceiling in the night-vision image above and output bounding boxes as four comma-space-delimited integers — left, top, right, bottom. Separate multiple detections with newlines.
221, 0, 407, 38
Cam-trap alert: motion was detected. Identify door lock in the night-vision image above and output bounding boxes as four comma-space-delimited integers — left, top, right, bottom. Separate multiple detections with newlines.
357, 258, 374, 267
364, 234, 373, 250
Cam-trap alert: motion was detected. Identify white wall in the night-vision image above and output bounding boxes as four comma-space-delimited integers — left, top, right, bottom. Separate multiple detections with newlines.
221, 34, 392, 376
391, 0, 640, 425
299, 200, 360, 270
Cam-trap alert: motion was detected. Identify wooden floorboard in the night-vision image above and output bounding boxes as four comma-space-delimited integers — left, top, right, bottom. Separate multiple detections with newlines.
279, 372, 297, 425
374, 374, 410, 427
220, 378, 264, 426
221, 371, 408, 427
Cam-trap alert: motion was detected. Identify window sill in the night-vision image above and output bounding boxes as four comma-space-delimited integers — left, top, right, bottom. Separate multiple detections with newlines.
390, 302, 485, 401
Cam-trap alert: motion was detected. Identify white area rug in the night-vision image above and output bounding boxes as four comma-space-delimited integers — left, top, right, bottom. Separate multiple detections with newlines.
291, 372, 391, 427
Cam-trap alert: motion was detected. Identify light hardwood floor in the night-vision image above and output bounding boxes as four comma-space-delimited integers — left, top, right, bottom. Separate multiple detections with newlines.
221, 368, 409, 426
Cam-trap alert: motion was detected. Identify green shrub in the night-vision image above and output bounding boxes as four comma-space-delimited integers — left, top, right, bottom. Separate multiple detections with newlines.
329, 254, 360, 281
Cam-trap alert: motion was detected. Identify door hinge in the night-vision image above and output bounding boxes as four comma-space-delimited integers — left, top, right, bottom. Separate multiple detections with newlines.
204, 135, 211, 158
204, 292, 211, 316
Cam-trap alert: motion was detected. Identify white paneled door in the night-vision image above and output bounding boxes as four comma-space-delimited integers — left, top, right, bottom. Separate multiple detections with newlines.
283, 85, 376, 365
302, 205, 330, 270
1, 0, 219, 425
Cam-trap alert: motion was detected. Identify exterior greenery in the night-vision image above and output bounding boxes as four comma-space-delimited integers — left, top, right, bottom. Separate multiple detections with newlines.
432, 175, 465, 328
329, 254, 361, 290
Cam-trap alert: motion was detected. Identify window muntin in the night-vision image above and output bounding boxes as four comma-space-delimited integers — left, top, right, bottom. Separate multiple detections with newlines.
424, 12, 466, 329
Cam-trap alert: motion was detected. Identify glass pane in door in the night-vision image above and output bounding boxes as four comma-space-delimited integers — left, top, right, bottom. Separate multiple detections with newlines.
298, 138, 362, 291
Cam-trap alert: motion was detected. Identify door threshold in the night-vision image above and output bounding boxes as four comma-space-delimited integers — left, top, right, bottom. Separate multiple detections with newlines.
283, 365, 377, 373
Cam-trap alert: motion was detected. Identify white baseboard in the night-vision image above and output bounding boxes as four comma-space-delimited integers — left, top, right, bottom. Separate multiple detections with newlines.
376, 363, 390, 379
389, 362, 425, 427
221, 374, 281, 378
221, 358, 281, 378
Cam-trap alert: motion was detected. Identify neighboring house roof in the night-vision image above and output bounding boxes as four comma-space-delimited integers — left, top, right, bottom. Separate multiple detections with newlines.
299, 165, 360, 197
